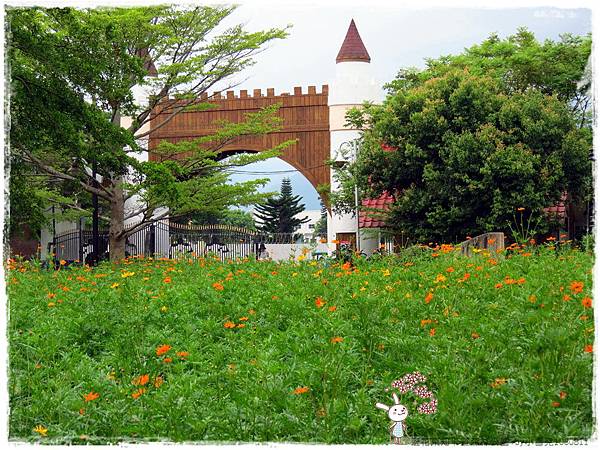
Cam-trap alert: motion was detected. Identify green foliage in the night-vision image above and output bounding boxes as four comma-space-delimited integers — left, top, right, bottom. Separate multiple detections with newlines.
7, 247, 594, 443
313, 203, 328, 238
254, 178, 309, 234
387, 28, 591, 126
333, 29, 592, 243
7, 5, 289, 258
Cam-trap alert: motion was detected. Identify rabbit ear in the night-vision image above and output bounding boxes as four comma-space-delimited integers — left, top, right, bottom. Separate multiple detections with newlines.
375, 402, 390, 411
392, 393, 400, 404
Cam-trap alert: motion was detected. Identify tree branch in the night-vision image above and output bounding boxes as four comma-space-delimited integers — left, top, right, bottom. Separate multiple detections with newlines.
21, 149, 113, 201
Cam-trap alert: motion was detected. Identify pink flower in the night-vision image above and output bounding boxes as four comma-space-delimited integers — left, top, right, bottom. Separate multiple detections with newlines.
413, 385, 433, 398
417, 398, 438, 415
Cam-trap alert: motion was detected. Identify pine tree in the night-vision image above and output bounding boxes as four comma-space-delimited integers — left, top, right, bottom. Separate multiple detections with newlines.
254, 178, 309, 234
314, 202, 328, 238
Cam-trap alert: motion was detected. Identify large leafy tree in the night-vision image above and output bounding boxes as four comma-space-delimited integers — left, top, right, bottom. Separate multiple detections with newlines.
254, 178, 309, 234
388, 28, 592, 127
334, 29, 592, 243
8, 6, 289, 260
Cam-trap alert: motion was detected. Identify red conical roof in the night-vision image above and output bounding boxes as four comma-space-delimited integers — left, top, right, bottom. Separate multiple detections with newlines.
336, 19, 371, 63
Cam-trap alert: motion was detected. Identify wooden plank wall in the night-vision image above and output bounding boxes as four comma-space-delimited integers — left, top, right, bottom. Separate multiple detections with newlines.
148, 86, 330, 199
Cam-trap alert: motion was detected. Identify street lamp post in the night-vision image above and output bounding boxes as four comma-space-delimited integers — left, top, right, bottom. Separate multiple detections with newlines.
335, 140, 361, 252
91, 158, 99, 266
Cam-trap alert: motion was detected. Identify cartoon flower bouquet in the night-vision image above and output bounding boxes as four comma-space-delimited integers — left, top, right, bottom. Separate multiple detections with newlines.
375, 371, 437, 444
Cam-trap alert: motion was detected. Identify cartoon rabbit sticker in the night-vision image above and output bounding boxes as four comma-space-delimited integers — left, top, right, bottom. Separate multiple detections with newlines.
376, 392, 408, 444
376, 371, 437, 444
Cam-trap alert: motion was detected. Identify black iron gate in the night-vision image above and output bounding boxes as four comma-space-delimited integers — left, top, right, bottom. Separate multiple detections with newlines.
50, 222, 297, 265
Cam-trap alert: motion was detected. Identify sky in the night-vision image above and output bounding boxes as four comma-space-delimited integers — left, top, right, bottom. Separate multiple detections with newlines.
216, 2, 592, 210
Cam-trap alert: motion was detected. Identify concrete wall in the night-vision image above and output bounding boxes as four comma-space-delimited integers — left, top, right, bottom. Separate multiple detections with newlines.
260, 242, 329, 261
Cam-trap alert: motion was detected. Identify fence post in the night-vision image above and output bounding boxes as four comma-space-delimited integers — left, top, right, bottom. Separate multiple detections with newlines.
78, 224, 83, 263
149, 224, 156, 257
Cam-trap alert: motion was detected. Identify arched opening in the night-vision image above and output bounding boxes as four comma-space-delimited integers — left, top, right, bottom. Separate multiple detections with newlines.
221, 151, 326, 241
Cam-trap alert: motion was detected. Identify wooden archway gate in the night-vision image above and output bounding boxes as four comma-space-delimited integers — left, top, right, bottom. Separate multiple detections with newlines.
148, 85, 331, 203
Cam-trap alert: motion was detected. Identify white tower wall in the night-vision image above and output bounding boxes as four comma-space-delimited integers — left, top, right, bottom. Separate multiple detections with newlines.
327, 52, 382, 254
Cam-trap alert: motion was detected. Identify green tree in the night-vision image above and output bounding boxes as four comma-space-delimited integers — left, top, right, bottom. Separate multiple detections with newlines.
387, 28, 592, 127
254, 178, 309, 234
335, 68, 591, 242
313, 202, 328, 238
8, 6, 289, 260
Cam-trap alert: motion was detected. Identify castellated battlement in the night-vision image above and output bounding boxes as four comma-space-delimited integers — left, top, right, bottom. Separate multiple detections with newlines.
200, 84, 329, 100
156, 84, 330, 112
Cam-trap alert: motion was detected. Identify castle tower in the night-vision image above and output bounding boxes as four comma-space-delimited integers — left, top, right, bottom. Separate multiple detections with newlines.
327, 19, 382, 253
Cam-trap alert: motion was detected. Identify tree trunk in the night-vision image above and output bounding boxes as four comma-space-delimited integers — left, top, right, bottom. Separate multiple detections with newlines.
109, 108, 127, 262
109, 177, 126, 261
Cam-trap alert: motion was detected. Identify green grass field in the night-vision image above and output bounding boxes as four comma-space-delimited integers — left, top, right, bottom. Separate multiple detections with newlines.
6, 245, 595, 444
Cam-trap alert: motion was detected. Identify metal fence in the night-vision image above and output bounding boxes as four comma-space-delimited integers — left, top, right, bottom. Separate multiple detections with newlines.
49, 221, 299, 265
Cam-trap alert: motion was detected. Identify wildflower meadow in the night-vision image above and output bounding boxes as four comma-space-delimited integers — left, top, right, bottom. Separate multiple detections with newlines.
6, 244, 594, 444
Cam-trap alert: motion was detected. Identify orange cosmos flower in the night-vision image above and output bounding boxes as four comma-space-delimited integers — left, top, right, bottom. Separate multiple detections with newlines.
582, 297, 592, 308
425, 292, 434, 304
570, 281, 584, 294
47, 293, 56, 299
239, 317, 249, 321
212, 282, 224, 291
328, 305, 337, 312
315, 297, 326, 308
420, 319, 432, 327
133, 374, 150, 386
156, 344, 172, 356
83, 391, 100, 402
559, 391, 568, 400
490, 378, 508, 388
176, 351, 189, 358
342, 261, 352, 271
292, 386, 310, 395
163, 277, 172, 284
584, 344, 593, 353
446, 267, 455, 273
330, 336, 344, 344
224, 321, 236, 329
495, 283, 503, 289
236, 323, 246, 328
163, 357, 173, 363
154, 376, 164, 388
563, 294, 571, 301
471, 332, 480, 339
429, 328, 436, 336
131, 388, 146, 399
551, 401, 560, 407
